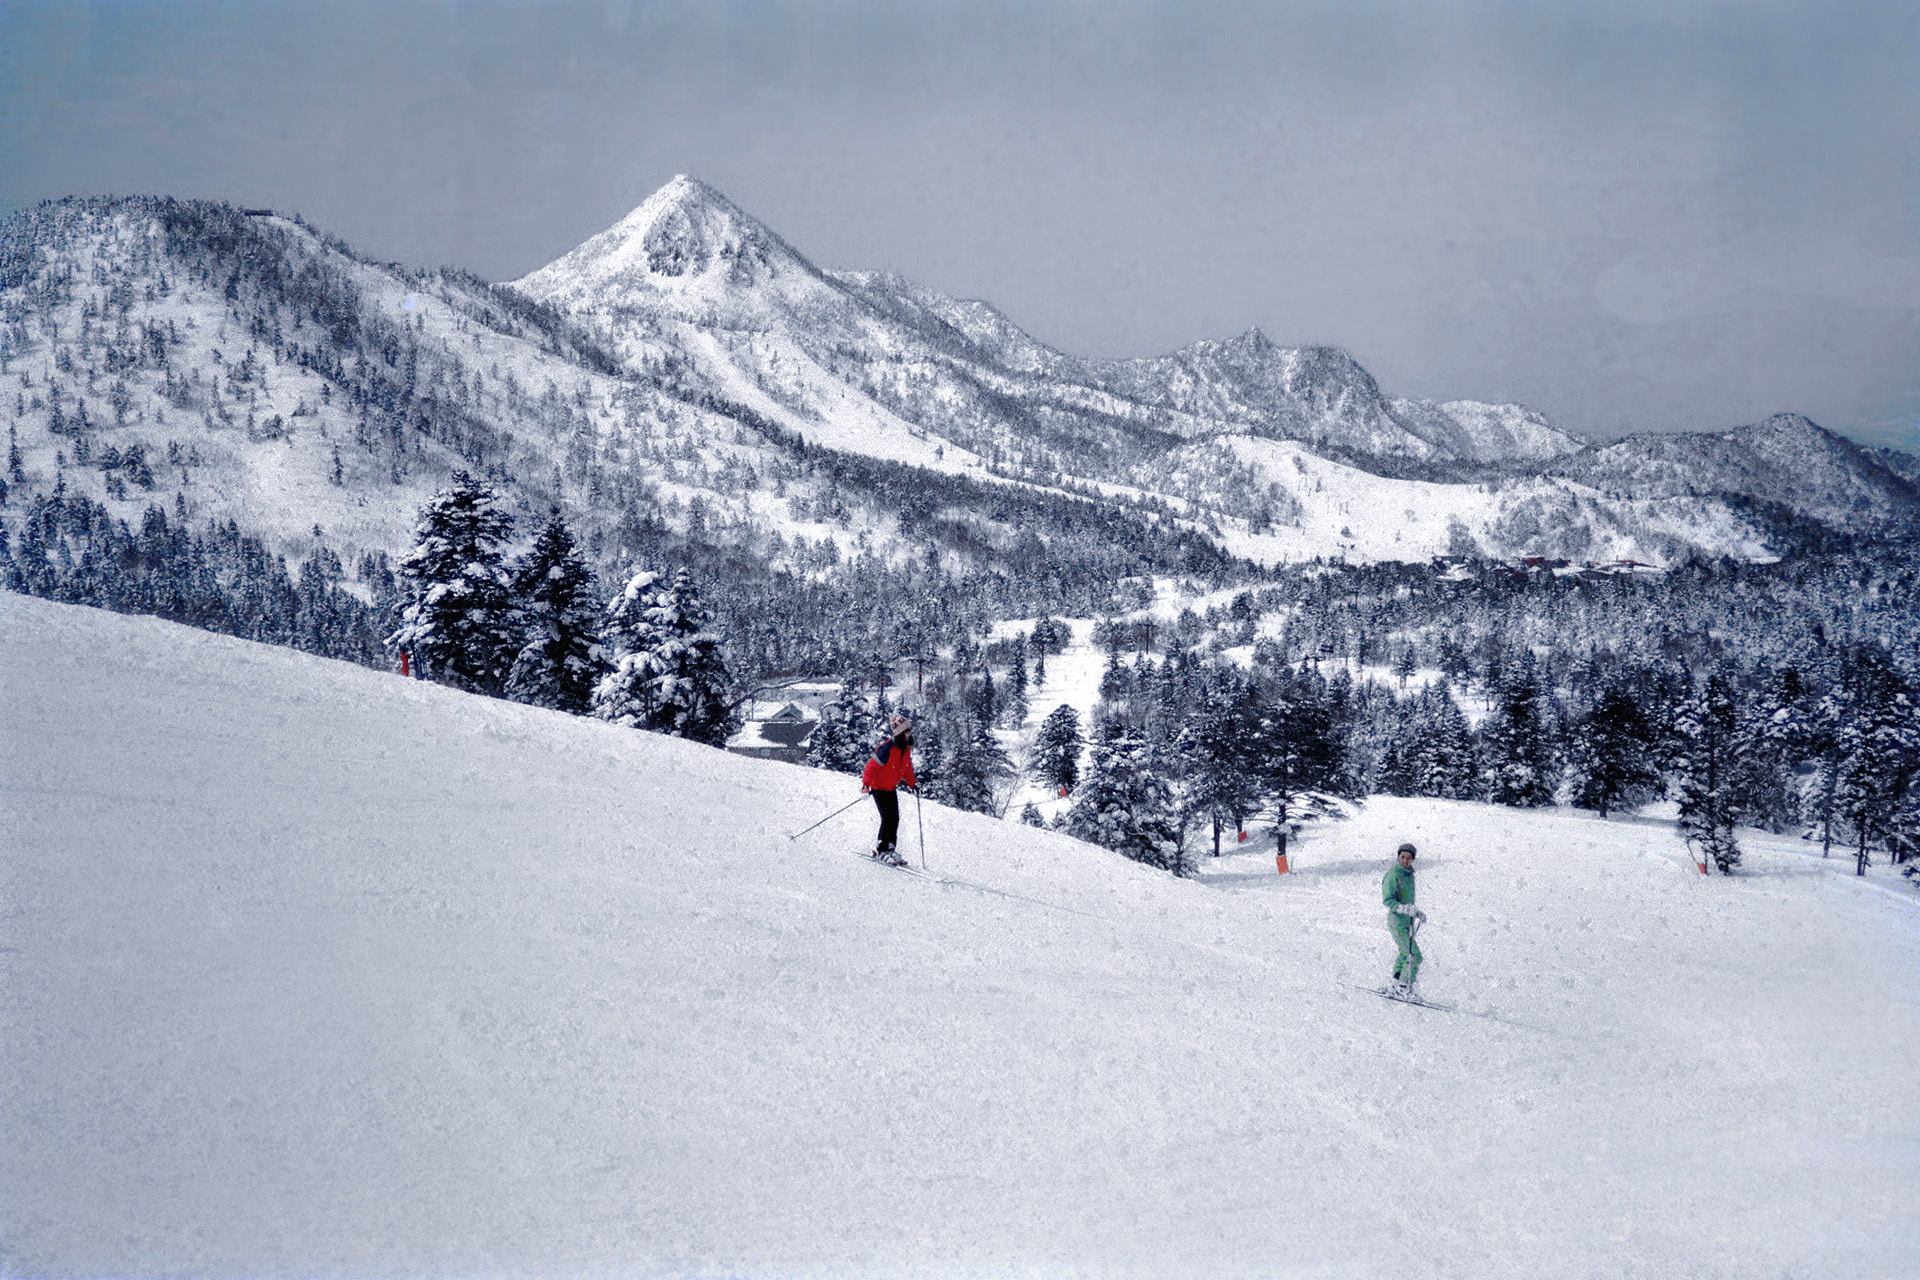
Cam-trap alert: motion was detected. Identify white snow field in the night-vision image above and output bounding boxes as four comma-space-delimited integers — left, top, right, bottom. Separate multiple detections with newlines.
3, 592, 1918, 1279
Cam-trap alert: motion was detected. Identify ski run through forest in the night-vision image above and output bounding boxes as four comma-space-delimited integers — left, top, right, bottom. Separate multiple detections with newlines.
4, 590, 1918, 1278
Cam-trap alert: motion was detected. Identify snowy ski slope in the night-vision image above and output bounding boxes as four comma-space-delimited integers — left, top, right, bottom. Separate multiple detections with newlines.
3, 592, 1917, 1278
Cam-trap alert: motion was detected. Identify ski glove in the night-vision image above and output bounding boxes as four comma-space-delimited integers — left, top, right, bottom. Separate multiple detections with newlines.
1395, 903, 1418, 917
1415, 910, 1427, 924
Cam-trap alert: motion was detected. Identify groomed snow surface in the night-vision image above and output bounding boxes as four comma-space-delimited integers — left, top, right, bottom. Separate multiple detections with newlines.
3, 592, 1917, 1279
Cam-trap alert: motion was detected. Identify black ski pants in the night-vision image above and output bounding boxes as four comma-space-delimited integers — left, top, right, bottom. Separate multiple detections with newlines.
871, 788, 900, 853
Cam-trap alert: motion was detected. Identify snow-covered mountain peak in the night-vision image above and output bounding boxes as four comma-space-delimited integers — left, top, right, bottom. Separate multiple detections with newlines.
1228, 325, 1275, 354
1737, 412, 1829, 448
511, 174, 820, 308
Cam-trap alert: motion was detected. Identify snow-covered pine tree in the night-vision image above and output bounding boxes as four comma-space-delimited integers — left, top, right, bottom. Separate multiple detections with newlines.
1001, 638, 1030, 728
504, 514, 604, 714
592, 567, 738, 745
1412, 683, 1478, 800
971, 668, 998, 729
636, 569, 738, 747
1567, 685, 1658, 819
1480, 655, 1558, 808
1031, 702, 1084, 795
941, 716, 1015, 816
1179, 680, 1262, 856
591, 568, 667, 729
388, 471, 519, 695
907, 713, 945, 800
1831, 644, 1918, 876
807, 678, 879, 774
1375, 709, 1419, 798
1803, 688, 1845, 858
1673, 673, 1742, 874
1067, 720, 1189, 875
1728, 666, 1812, 834
1246, 677, 1345, 864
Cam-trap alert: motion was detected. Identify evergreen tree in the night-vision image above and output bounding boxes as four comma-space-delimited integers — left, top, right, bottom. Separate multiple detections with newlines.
1179, 681, 1262, 856
1567, 685, 1658, 819
941, 716, 1015, 815
1067, 721, 1188, 875
1729, 666, 1813, 833
1001, 637, 1030, 728
504, 515, 604, 714
638, 569, 738, 746
907, 713, 947, 800
1412, 685, 1478, 800
808, 677, 879, 774
1804, 689, 1845, 858
1247, 677, 1345, 864
1379, 684, 1476, 800
1831, 645, 1918, 876
971, 668, 998, 729
1674, 674, 1742, 874
592, 569, 667, 729
388, 471, 518, 695
1481, 656, 1558, 808
593, 567, 739, 746
1031, 703, 1084, 795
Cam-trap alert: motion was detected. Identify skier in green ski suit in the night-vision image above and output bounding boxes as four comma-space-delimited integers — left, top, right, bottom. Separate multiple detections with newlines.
1383, 841, 1426, 996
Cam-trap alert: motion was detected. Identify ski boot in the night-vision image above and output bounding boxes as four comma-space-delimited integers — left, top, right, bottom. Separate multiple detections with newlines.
870, 845, 908, 867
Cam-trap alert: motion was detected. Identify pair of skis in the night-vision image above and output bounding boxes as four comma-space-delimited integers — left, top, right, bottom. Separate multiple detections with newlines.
1355, 983, 1455, 1012
862, 848, 922, 875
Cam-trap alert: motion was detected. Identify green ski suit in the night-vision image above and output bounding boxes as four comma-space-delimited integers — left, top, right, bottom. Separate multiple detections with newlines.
1383, 861, 1421, 982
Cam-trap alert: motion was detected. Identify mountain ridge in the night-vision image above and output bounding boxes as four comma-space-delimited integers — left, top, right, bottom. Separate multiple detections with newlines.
508, 175, 1587, 468
0, 187, 1913, 598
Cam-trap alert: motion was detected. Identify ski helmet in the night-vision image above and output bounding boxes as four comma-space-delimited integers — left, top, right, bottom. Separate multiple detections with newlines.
1397, 842, 1417, 857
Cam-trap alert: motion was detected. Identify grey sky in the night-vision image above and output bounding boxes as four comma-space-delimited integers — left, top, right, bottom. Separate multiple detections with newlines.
4, 1, 1916, 450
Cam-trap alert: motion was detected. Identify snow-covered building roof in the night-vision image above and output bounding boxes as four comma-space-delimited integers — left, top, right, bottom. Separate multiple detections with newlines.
727, 702, 817, 764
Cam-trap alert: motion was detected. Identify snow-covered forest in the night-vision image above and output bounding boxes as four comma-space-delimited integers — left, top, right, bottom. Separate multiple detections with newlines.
10, 457, 1916, 876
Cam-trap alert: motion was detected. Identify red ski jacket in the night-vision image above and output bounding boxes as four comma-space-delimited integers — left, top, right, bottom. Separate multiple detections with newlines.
861, 737, 917, 793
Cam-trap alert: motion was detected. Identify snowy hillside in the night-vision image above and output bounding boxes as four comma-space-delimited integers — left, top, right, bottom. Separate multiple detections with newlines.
1134, 436, 1783, 564
1390, 397, 1588, 464
1551, 414, 1920, 534
0, 198, 643, 567
5, 591, 1917, 1278
0, 196, 1183, 603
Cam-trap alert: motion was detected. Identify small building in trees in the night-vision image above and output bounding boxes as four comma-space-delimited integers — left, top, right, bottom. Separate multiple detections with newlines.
727, 702, 818, 765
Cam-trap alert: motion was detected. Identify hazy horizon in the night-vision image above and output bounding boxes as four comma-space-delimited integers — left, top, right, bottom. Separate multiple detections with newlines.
4, 0, 1916, 452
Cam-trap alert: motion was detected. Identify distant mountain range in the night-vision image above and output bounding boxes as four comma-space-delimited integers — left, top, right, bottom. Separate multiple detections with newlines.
513, 176, 1590, 471
1, 181, 1914, 588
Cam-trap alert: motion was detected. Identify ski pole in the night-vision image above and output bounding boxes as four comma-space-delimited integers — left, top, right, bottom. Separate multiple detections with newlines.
786, 794, 867, 841
914, 788, 927, 870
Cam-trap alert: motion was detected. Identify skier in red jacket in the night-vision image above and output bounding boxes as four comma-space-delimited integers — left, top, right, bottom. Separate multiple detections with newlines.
861, 714, 918, 865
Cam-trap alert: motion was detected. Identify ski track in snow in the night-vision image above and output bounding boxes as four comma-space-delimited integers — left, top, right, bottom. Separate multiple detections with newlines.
3, 591, 1918, 1279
